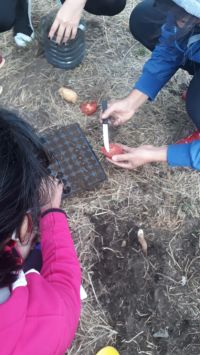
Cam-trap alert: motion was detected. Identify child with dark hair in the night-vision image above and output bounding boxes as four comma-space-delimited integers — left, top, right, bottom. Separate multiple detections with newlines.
102, 0, 200, 171
0, 109, 81, 354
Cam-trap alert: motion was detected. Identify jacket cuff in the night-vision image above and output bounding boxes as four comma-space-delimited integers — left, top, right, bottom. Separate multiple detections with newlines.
134, 72, 163, 101
40, 209, 69, 232
41, 208, 67, 218
167, 144, 192, 167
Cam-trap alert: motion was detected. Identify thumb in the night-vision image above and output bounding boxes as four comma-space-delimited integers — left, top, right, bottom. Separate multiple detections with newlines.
119, 145, 133, 153
112, 153, 131, 162
102, 104, 116, 119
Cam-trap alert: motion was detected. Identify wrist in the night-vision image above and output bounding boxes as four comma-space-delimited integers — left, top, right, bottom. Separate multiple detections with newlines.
40, 203, 62, 214
41, 208, 66, 218
127, 89, 148, 112
150, 146, 168, 163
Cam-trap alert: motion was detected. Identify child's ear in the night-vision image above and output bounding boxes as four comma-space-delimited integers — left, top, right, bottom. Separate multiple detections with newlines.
19, 215, 29, 243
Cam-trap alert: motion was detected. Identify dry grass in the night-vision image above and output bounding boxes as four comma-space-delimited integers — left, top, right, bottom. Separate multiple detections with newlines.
1, 0, 200, 354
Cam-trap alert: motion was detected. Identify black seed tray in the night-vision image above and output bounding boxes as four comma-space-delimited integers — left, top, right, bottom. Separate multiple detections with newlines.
43, 124, 106, 197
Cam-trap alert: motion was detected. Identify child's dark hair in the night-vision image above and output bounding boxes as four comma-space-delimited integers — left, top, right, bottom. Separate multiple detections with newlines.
0, 109, 51, 288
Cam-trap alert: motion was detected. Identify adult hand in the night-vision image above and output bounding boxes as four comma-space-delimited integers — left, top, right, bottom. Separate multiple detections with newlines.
101, 89, 148, 126
49, 0, 86, 44
107, 145, 167, 170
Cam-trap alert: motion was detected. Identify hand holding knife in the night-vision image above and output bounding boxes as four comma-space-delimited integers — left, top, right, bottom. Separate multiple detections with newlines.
101, 100, 110, 152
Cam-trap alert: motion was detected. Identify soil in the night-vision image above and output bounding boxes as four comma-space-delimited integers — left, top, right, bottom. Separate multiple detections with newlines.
90, 210, 200, 355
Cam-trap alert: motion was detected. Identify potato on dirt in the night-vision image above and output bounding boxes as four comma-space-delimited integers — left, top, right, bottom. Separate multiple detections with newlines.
58, 87, 78, 104
80, 101, 97, 116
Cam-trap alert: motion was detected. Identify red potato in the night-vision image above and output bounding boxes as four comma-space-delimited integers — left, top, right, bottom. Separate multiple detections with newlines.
100, 144, 124, 159
80, 101, 97, 116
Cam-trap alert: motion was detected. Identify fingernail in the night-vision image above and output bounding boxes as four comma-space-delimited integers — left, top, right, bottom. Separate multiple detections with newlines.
63, 186, 71, 194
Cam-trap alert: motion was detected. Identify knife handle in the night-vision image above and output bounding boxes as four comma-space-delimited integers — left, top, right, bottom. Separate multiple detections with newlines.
101, 100, 109, 125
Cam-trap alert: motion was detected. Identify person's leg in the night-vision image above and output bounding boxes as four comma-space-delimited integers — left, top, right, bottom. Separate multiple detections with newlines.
186, 68, 200, 129
129, 0, 167, 51
14, 0, 34, 47
14, 0, 33, 37
84, 0, 126, 16
60, 0, 126, 16
0, 0, 18, 32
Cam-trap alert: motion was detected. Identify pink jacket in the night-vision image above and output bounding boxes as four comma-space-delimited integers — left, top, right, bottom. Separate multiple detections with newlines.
0, 211, 81, 355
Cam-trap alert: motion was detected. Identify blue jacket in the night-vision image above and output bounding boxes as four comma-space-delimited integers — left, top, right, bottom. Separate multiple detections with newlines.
134, 15, 200, 170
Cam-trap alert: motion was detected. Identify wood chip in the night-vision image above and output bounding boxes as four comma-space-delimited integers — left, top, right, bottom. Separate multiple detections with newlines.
121, 240, 127, 248
137, 229, 147, 256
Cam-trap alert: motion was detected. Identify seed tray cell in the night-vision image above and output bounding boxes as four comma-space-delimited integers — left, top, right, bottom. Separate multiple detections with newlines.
43, 124, 106, 197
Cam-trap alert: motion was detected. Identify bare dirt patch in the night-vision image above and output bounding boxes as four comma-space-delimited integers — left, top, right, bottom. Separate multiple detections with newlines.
91, 210, 200, 354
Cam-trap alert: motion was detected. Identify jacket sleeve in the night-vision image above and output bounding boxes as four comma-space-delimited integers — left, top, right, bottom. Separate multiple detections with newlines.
134, 21, 185, 100
187, 36, 200, 64
39, 211, 81, 336
167, 141, 200, 170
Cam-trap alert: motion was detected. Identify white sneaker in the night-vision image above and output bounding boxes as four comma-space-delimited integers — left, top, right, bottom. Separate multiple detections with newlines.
14, 32, 34, 47
14, 0, 34, 48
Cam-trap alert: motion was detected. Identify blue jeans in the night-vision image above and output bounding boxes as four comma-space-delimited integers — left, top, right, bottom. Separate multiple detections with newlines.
129, 0, 200, 129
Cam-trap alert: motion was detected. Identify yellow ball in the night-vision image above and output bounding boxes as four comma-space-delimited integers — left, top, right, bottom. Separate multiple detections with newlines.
96, 346, 120, 355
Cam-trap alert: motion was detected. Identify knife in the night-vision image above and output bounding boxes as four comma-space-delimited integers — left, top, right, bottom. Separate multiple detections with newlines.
102, 100, 110, 152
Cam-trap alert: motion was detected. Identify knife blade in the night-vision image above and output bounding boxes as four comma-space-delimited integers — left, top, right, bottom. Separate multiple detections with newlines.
102, 100, 110, 152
